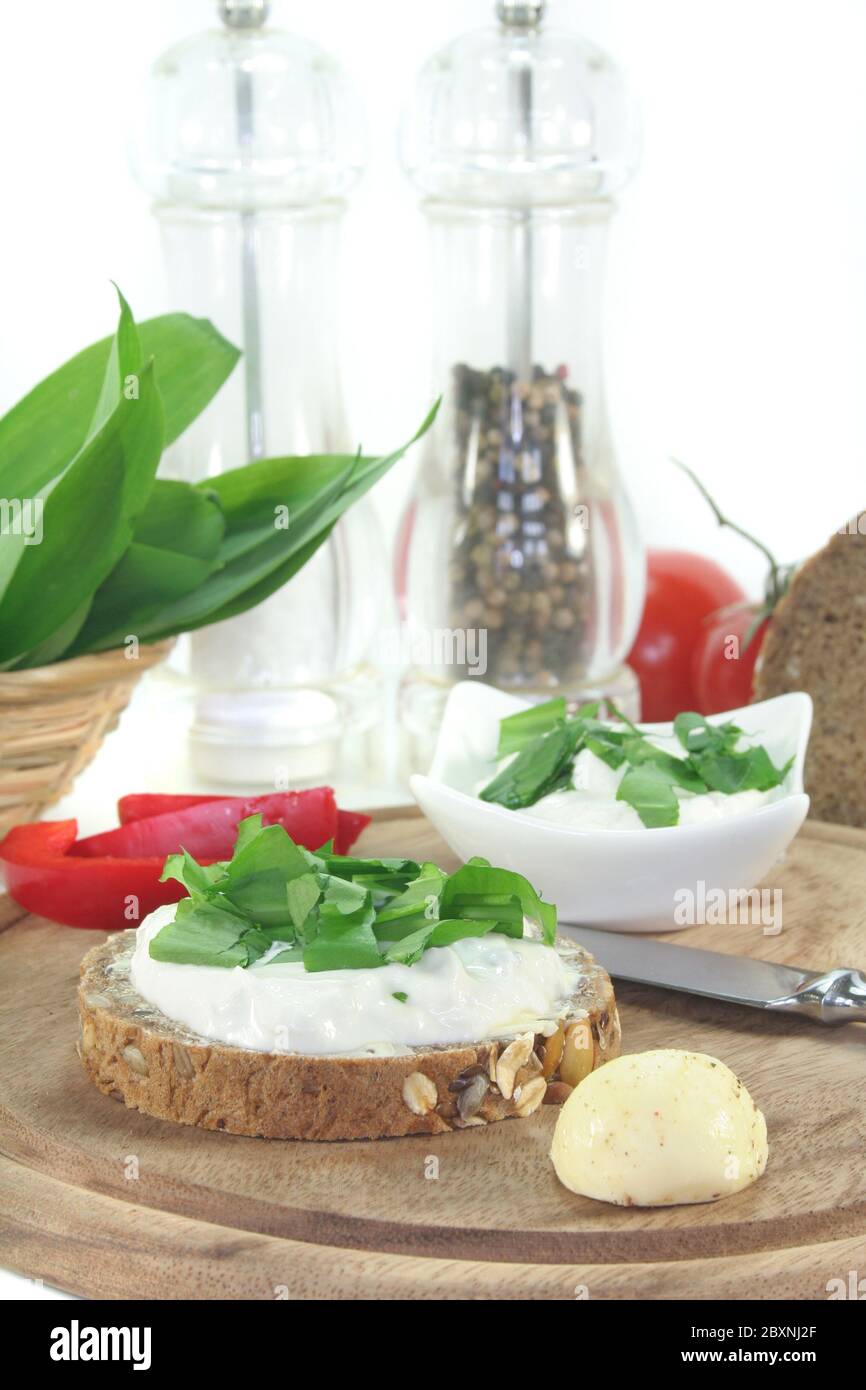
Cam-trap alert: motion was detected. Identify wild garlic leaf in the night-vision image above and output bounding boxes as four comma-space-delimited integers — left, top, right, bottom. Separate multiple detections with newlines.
0, 309, 239, 503
286, 874, 321, 935
429, 918, 501, 947
373, 862, 446, 938
496, 697, 567, 759
382, 916, 503, 963
621, 736, 707, 793
160, 849, 224, 900
148, 813, 561, 972
320, 874, 371, 917
223, 869, 297, 932
673, 711, 742, 756
382, 923, 436, 966
0, 351, 165, 664
479, 722, 583, 810
262, 946, 306, 967
69, 481, 226, 657
616, 765, 680, 828
223, 821, 310, 885
122, 406, 441, 645
302, 899, 381, 973
584, 732, 627, 770
148, 902, 254, 968
439, 863, 556, 945
693, 745, 791, 795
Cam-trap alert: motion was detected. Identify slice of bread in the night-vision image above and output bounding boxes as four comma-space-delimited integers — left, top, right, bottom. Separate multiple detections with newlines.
77, 930, 620, 1141
753, 513, 866, 827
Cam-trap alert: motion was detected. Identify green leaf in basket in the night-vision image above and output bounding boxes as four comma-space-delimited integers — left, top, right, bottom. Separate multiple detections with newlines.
130, 479, 226, 560
6, 599, 93, 670
66, 481, 226, 656
0, 286, 137, 613
199, 450, 356, 564
0, 352, 165, 665
0, 305, 239, 501
195, 405, 441, 630
105, 402, 441, 645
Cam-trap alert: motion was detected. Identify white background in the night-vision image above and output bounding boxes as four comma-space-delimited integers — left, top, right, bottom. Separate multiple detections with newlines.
1, 0, 865, 1300
2, 0, 865, 598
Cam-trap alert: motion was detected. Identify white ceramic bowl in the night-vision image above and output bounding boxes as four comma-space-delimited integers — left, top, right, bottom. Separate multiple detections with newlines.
410, 683, 812, 932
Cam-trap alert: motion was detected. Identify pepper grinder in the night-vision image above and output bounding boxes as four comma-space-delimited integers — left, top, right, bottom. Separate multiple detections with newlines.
397, 0, 645, 764
132, 0, 383, 786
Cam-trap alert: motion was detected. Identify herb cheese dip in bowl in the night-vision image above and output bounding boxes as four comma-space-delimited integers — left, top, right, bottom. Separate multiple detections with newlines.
410, 682, 812, 932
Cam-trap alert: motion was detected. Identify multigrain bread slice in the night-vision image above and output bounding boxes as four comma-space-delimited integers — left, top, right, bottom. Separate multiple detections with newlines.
753, 513, 866, 827
77, 930, 620, 1141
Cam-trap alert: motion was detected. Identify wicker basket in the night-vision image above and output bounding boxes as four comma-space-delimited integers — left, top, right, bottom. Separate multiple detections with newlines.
0, 640, 174, 837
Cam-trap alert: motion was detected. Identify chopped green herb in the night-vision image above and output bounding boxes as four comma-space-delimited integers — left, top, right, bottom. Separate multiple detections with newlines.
439, 863, 557, 946
160, 849, 225, 900
692, 745, 792, 795
373, 861, 446, 940
392, 991, 408, 1003
262, 945, 306, 966
621, 736, 707, 793
584, 733, 627, 770
148, 900, 267, 968
496, 697, 566, 758
382, 924, 436, 966
148, 814, 559, 972
616, 764, 680, 829
479, 721, 583, 810
481, 701, 791, 828
302, 902, 382, 973
286, 873, 321, 935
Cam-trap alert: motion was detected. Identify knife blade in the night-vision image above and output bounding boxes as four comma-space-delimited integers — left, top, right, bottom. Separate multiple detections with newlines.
564, 925, 866, 1025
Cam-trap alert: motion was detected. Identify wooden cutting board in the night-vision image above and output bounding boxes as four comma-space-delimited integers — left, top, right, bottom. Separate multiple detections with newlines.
1, 811, 865, 1301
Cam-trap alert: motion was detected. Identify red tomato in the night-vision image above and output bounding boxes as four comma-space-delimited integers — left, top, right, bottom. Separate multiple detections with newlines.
628, 551, 746, 721
692, 604, 769, 714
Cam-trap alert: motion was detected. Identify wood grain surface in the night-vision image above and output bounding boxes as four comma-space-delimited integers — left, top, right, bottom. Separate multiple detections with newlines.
1, 812, 865, 1300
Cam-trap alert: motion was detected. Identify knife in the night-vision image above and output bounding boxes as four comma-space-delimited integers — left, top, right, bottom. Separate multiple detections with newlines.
566, 925, 866, 1025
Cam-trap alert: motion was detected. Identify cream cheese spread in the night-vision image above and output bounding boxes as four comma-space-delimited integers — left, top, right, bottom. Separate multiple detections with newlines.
130, 904, 580, 1057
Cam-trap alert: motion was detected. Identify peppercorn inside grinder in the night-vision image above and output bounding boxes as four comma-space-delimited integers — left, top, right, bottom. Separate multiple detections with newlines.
397, 0, 645, 762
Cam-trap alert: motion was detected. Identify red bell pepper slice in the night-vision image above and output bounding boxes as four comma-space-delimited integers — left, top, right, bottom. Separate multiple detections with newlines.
0, 790, 371, 931
118, 793, 223, 823
72, 789, 339, 862
0, 820, 187, 931
333, 809, 372, 856
116, 791, 370, 855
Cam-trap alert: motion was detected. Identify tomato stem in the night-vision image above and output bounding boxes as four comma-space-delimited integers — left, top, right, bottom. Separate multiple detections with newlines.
671, 458, 788, 608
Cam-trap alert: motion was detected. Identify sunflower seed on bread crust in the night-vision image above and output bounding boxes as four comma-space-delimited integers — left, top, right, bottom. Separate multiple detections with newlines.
77, 930, 620, 1141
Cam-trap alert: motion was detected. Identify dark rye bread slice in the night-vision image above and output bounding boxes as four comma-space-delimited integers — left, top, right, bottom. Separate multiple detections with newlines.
753, 513, 866, 827
77, 930, 620, 1141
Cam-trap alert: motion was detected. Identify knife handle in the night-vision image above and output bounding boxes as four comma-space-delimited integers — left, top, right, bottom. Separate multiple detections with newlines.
771, 968, 866, 1025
